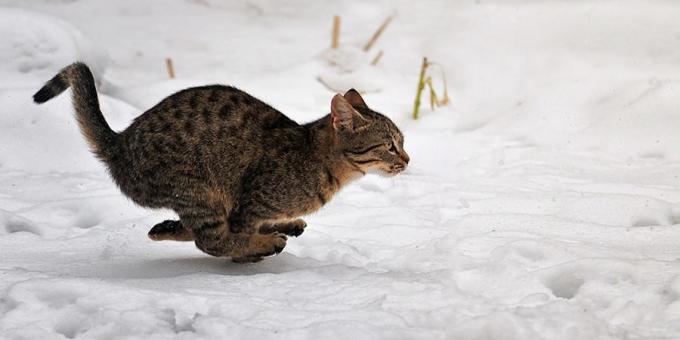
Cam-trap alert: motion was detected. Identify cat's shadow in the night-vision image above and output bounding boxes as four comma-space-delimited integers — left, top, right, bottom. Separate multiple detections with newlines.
75, 253, 327, 279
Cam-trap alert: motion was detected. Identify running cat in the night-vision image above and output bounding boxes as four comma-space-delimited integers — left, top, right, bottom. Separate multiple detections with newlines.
34, 62, 409, 262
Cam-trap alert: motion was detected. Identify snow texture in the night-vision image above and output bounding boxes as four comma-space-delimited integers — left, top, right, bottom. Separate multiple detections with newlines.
1, 0, 680, 339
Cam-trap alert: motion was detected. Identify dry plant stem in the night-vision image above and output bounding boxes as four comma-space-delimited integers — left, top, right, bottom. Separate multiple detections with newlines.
371, 50, 384, 65
317, 76, 344, 93
363, 16, 393, 52
426, 77, 440, 111
412, 57, 428, 120
332, 15, 340, 49
439, 68, 450, 105
428, 62, 450, 105
165, 58, 175, 79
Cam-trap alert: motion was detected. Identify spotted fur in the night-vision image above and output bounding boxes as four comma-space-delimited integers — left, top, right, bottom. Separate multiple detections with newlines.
34, 62, 409, 262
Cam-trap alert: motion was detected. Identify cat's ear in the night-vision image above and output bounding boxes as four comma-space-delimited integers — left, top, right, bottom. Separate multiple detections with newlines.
343, 88, 367, 108
331, 94, 361, 131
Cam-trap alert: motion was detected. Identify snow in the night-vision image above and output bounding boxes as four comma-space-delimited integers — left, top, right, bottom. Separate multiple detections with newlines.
1, 0, 680, 339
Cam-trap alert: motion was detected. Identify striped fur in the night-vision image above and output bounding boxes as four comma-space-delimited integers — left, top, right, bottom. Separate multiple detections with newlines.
33, 63, 409, 262
33, 62, 119, 161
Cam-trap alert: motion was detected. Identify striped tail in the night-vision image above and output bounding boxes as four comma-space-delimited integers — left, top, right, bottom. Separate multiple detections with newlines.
33, 62, 119, 161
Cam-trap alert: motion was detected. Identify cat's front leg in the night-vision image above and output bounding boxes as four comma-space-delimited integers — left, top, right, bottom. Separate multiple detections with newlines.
227, 198, 284, 234
259, 219, 306, 237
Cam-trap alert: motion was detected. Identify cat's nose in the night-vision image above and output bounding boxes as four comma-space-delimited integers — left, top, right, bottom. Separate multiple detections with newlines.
399, 150, 410, 164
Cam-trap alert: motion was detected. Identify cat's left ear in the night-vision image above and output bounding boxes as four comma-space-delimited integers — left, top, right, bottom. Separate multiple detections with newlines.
344, 88, 367, 108
331, 94, 362, 132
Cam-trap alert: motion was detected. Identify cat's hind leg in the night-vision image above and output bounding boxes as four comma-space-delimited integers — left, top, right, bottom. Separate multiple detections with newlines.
147, 220, 194, 241
228, 232, 288, 263
181, 209, 287, 262
259, 219, 306, 237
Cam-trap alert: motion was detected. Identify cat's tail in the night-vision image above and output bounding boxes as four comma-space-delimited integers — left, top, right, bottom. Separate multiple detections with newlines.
33, 62, 120, 162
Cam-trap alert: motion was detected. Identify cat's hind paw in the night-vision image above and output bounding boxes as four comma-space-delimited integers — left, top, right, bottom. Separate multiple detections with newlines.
230, 232, 287, 263
148, 220, 193, 241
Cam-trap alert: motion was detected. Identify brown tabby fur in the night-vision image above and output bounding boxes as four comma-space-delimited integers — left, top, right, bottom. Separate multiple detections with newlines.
34, 62, 409, 262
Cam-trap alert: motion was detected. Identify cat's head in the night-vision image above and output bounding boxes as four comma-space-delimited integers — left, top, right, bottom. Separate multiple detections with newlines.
330, 89, 409, 176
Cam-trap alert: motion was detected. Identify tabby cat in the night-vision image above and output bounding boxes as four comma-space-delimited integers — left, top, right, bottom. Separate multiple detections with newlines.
34, 63, 409, 262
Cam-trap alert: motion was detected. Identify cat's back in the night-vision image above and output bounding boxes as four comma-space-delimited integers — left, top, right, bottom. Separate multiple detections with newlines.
126, 85, 297, 137
109, 85, 301, 208
120, 85, 300, 159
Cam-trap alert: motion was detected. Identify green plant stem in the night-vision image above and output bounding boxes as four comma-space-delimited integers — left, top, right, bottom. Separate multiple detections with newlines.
412, 57, 428, 120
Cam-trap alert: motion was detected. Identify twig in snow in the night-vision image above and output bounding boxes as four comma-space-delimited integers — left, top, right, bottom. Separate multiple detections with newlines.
371, 50, 384, 65
332, 15, 341, 49
363, 16, 392, 52
317, 76, 343, 93
428, 62, 450, 106
165, 58, 175, 79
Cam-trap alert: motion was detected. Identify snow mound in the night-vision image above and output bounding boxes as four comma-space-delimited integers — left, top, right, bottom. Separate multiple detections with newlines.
2, 1, 680, 339
0, 8, 136, 173
318, 46, 386, 93
0, 8, 109, 90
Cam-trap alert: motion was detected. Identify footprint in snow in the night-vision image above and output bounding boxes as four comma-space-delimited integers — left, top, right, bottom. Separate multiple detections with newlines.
0, 209, 41, 235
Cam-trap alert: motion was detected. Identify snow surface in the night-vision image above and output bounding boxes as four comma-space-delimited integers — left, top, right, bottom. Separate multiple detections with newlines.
1, 0, 680, 339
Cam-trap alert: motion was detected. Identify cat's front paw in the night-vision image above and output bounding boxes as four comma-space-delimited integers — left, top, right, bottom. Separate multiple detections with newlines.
285, 219, 307, 237
259, 219, 306, 237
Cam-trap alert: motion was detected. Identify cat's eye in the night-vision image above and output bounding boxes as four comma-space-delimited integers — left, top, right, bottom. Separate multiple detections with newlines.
387, 141, 397, 153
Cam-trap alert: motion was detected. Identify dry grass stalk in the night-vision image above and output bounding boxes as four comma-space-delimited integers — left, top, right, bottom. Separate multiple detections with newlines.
426, 77, 438, 111
363, 16, 392, 52
317, 76, 344, 93
371, 50, 384, 65
332, 16, 341, 49
429, 62, 450, 106
165, 58, 175, 79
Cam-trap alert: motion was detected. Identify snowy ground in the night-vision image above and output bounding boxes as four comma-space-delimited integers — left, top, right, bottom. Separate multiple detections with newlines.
1, 0, 680, 339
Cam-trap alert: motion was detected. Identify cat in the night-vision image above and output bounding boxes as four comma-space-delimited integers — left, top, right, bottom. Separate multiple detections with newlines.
34, 62, 409, 263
